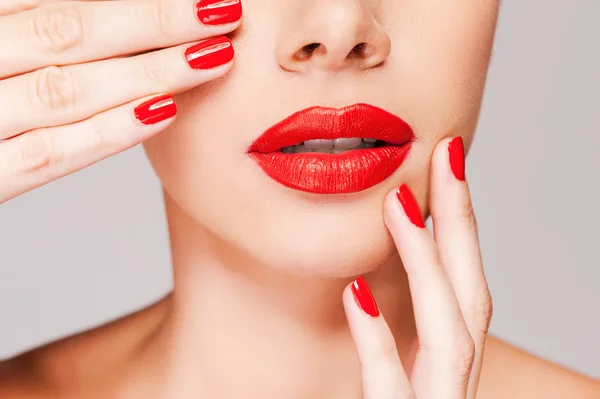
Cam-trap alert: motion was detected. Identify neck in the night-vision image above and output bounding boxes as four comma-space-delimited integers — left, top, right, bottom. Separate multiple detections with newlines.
147, 193, 417, 398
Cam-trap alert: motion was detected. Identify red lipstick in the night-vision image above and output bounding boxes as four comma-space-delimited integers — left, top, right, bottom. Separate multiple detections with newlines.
247, 104, 414, 194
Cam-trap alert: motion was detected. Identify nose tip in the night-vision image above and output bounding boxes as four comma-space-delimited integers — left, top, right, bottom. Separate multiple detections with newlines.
277, 1, 391, 73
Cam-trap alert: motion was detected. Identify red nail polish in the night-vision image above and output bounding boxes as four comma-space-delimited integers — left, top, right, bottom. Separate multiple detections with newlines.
185, 36, 234, 69
196, 0, 242, 25
134, 94, 177, 125
396, 184, 425, 228
448, 136, 465, 181
351, 277, 380, 317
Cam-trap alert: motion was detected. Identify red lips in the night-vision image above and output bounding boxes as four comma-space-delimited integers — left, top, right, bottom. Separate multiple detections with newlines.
247, 104, 414, 194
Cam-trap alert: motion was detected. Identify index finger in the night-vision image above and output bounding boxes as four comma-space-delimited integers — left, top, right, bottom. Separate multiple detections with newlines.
0, 0, 242, 78
343, 278, 415, 399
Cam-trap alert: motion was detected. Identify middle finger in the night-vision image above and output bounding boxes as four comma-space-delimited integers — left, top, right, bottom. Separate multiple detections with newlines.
0, 0, 242, 78
383, 184, 474, 398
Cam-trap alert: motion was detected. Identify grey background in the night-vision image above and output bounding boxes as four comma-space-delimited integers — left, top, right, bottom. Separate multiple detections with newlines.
1, 0, 599, 379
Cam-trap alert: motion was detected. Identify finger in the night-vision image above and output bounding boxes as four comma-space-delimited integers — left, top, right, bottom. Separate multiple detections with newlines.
429, 137, 493, 398
383, 184, 474, 398
0, 0, 43, 16
0, 36, 233, 139
343, 278, 414, 399
0, 0, 91, 17
0, 93, 176, 203
0, 0, 242, 78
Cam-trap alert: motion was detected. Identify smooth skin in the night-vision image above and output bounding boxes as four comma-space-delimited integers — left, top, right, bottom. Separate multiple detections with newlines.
0, 0, 237, 201
344, 138, 492, 399
1, 0, 600, 398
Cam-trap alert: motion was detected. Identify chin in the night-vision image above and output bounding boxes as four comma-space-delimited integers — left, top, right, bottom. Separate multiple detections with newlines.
234, 195, 400, 279
146, 142, 414, 279
158, 165, 402, 279
144, 105, 435, 279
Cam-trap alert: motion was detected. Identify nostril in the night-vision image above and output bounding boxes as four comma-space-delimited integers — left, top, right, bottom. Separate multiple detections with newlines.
293, 42, 372, 62
352, 43, 365, 54
351, 42, 374, 58
304, 43, 321, 53
294, 43, 322, 60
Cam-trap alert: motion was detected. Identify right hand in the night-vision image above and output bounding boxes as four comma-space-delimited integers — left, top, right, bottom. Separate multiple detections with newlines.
0, 0, 242, 204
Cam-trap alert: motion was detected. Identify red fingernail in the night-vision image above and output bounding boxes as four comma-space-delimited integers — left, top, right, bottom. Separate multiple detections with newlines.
448, 136, 465, 181
196, 0, 242, 25
134, 94, 177, 125
351, 277, 380, 317
396, 184, 425, 228
185, 36, 234, 69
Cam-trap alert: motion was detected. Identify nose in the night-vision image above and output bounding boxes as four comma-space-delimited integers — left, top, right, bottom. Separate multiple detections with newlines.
276, 0, 391, 73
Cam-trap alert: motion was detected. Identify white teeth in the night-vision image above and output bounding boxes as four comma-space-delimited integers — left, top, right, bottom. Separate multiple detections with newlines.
303, 139, 334, 149
280, 137, 384, 154
334, 138, 363, 149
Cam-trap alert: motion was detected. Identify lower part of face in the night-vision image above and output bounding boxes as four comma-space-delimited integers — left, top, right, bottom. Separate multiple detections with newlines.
144, 0, 500, 277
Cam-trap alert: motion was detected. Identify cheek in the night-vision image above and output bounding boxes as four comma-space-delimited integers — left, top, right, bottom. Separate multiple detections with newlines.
143, 0, 498, 275
385, 0, 499, 141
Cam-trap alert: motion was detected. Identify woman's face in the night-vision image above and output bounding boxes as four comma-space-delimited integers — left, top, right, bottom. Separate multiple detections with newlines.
144, 0, 500, 277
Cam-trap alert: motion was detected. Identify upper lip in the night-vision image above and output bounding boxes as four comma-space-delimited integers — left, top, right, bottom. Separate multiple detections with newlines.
247, 103, 415, 153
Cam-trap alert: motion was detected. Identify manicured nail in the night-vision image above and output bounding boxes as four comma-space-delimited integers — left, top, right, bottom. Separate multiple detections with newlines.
134, 94, 177, 125
396, 184, 425, 228
351, 277, 380, 317
185, 36, 234, 69
448, 136, 465, 181
196, 0, 242, 25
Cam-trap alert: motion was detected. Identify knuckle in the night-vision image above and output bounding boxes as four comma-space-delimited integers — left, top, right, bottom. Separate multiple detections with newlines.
20, 129, 60, 173
140, 55, 170, 87
87, 116, 122, 152
31, 5, 84, 54
30, 66, 80, 112
459, 198, 479, 231
364, 338, 400, 366
475, 291, 494, 334
453, 337, 476, 378
459, 198, 475, 221
377, 343, 401, 365
140, 0, 177, 41
86, 118, 112, 151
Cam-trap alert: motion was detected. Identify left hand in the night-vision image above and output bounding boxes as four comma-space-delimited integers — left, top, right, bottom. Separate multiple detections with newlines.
343, 137, 493, 399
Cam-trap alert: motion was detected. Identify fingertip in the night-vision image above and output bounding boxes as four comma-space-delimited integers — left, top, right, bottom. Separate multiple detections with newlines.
184, 35, 235, 71
132, 94, 177, 131
448, 136, 466, 181
351, 277, 381, 318
382, 186, 403, 228
429, 136, 475, 228
342, 281, 356, 312
387, 184, 426, 229
430, 137, 454, 172
431, 136, 466, 183
342, 280, 362, 327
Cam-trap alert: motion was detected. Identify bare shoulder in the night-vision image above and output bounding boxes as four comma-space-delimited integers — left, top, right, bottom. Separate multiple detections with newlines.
0, 297, 169, 398
479, 335, 600, 399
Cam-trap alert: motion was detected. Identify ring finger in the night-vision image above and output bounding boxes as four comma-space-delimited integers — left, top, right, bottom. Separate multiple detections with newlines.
0, 36, 234, 139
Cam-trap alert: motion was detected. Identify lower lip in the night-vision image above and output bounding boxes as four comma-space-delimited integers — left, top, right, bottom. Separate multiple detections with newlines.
248, 144, 413, 194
